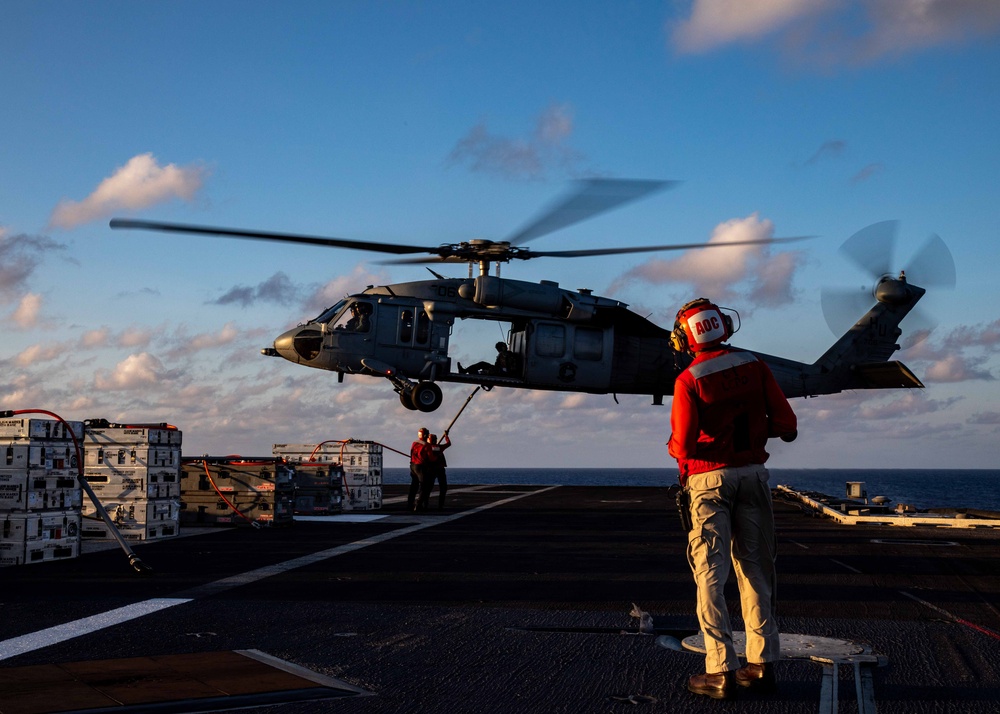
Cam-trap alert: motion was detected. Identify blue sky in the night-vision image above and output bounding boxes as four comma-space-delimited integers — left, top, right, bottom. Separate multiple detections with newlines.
3, 1, 1000, 470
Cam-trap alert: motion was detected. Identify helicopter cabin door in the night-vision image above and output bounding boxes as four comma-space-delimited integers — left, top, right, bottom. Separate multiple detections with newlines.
326, 299, 377, 362
376, 304, 451, 380
522, 321, 611, 391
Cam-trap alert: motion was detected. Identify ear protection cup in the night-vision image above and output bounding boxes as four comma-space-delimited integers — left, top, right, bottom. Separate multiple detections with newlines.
672, 298, 732, 353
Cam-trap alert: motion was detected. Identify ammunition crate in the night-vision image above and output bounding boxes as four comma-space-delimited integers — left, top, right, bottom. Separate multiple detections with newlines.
179, 491, 293, 527
1, 510, 81, 565
83, 422, 183, 446
180, 457, 295, 495
293, 488, 343, 515
1, 510, 80, 543
82, 498, 180, 527
345, 485, 383, 511
83, 468, 180, 499
2, 442, 80, 475
84, 445, 181, 473
2, 539, 80, 566
81, 517, 179, 542
0, 418, 84, 441
0, 470, 81, 511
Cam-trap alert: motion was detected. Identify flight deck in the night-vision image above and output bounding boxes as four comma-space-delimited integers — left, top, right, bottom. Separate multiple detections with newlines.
3, 483, 999, 713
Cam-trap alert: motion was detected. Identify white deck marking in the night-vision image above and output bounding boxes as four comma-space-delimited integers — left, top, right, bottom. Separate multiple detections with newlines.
0, 599, 191, 661
0, 486, 558, 660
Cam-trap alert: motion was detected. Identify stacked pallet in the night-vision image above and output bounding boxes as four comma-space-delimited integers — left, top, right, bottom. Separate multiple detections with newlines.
0, 417, 83, 566
81, 421, 182, 541
179, 457, 294, 527
273, 441, 382, 511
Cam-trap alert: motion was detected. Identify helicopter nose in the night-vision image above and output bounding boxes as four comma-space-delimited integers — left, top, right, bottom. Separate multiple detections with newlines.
272, 326, 324, 363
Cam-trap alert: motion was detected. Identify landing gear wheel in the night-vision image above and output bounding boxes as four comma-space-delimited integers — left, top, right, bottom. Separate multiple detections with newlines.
411, 381, 443, 412
399, 391, 418, 410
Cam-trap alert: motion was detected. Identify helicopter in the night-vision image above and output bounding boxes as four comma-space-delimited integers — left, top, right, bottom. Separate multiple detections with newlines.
110, 179, 952, 413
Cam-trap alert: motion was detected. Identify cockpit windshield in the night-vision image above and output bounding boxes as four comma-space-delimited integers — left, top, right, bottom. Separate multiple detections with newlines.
314, 299, 349, 324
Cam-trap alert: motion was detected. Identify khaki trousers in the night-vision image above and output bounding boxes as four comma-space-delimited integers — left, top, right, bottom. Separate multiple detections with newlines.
686, 464, 779, 673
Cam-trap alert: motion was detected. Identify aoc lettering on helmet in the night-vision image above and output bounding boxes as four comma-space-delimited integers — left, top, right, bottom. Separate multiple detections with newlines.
688, 310, 726, 344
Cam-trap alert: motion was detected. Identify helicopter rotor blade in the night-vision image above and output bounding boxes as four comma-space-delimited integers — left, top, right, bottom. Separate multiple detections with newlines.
821, 221, 957, 347
375, 234, 812, 265
504, 178, 678, 247
821, 285, 874, 335
904, 233, 956, 289
838, 220, 898, 279
521, 234, 811, 259
109, 218, 435, 256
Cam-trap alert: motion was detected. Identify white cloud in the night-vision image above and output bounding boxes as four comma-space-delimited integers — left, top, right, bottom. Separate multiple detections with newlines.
80, 327, 111, 349
670, 0, 1000, 64
607, 214, 803, 305
304, 264, 392, 316
672, 0, 831, 53
94, 352, 167, 390
49, 153, 208, 229
14, 342, 64, 367
10, 293, 43, 328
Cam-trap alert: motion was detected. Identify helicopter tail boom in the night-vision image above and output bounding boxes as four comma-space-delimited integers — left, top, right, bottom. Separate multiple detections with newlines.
754, 274, 926, 398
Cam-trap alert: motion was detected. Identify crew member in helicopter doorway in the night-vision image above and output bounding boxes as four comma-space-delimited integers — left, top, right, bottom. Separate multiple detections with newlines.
667, 298, 798, 701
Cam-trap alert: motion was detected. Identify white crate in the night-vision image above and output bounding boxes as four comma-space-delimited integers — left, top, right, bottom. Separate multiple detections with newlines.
82, 498, 180, 526
343, 485, 382, 511
81, 516, 179, 541
82, 468, 180, 500
0, 418, 84, 441
1, 510, 80, 543
84, 445, 180, 470
0, 470, 81, 511
273, 441, 383, 464
84, 424, 183, 446
2, 442, 79, 474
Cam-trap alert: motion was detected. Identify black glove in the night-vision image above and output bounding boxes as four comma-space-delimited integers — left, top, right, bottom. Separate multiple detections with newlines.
780, 430, 797, 443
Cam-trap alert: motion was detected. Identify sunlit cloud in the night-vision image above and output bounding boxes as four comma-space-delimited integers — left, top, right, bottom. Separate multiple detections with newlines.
671, 0, 832, 54
448, 103, 586, 180
49, 153, 208, 229
94, 352, 171, 390
303, 264, 392, 316
80, 327, 111, 349
607, 213, 804, 306
670, 0, 1000, 65
14, 342, 65, 367
10, 293, 43, 328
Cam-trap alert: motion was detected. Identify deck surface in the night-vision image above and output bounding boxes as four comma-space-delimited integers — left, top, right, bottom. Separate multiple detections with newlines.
2, 484, 999, 713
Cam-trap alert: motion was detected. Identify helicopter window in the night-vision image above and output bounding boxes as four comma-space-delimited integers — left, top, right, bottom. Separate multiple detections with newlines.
574, 327, 603, 361
399, 309, 414, 343
535, 324, 566, 358
332, 301, 372, 332
415, 311, 430, 345
315, 299, 349, 324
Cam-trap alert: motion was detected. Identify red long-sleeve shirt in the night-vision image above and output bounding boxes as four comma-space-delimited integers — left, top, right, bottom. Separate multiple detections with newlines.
668, 348, 797, 484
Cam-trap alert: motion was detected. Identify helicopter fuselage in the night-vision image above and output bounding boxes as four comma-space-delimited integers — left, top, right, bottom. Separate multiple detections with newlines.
265, 275, 687, 411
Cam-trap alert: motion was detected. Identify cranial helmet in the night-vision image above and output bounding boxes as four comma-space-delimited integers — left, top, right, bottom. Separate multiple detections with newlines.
670, 298, 733, 353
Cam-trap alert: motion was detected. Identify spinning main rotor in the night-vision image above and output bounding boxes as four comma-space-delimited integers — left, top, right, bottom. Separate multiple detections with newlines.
110, 178, 806, 277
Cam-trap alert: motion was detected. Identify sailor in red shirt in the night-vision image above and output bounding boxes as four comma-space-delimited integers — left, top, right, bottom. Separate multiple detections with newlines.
408, 427, 432, 512
667, 298, 797, 700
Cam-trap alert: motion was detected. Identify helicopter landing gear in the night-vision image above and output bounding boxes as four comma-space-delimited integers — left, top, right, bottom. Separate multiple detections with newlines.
400, 391, 419, 410
393, 379, 443, 412
410, 381, 443, 412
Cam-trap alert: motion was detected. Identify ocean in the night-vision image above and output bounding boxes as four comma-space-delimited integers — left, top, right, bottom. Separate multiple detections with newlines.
383, 468, 1000, 512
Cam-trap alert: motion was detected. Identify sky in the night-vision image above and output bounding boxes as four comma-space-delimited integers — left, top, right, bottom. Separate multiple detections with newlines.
3, 0, 1000, 471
